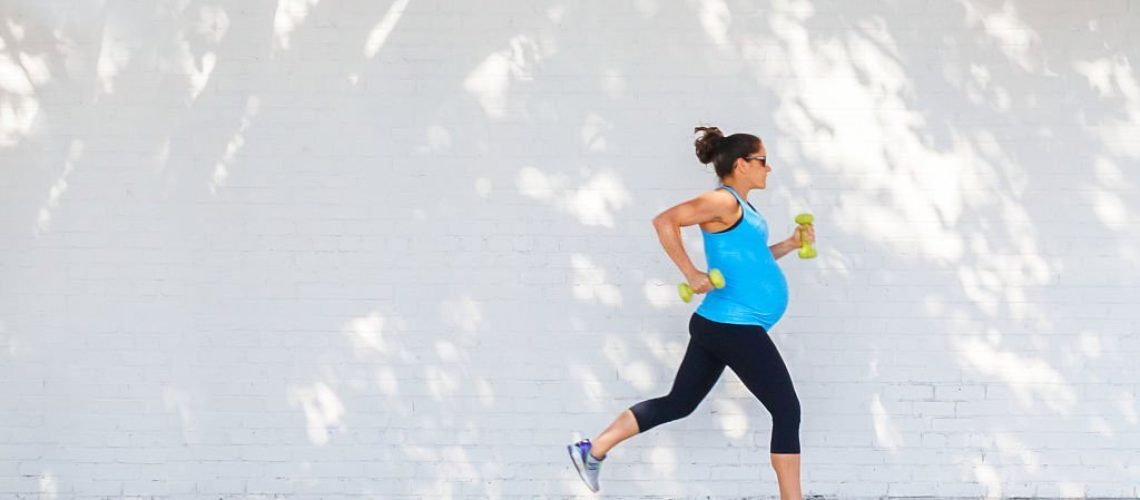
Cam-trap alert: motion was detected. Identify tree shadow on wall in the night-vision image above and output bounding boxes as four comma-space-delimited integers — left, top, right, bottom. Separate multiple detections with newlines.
2, 0, 1138, 498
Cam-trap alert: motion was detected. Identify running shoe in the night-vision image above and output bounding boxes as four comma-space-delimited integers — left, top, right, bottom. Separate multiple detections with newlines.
567, 438, 603, 492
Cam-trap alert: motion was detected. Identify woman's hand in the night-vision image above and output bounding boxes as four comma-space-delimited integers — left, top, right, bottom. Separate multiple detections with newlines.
684, 271, 715, 294
770, 222, 815, 260
790, 223, 815, 247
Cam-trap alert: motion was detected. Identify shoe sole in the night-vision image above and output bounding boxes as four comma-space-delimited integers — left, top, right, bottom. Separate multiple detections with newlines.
566, 444, 599, 493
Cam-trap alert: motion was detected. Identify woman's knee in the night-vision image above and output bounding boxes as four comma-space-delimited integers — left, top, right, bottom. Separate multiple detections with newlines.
770, 396, 802, 454
660, 392, 702, 421
775, 395, 801, 427
632, 393, 702, 430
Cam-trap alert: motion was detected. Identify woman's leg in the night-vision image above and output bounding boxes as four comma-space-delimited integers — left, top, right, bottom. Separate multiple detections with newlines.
587, 409, 638, 459
592, 331, 726, 458
705, 322, 802, 500
770, 453, 802, 500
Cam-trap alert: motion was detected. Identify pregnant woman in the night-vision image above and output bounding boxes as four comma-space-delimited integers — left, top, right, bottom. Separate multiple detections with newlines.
567, 126, 815, 500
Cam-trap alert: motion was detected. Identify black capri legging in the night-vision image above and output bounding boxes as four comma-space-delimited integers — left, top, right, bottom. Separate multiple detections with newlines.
630, 313, 801, 454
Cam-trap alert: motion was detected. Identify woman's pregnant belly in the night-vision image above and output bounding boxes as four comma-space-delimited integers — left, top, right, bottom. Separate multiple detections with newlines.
697, 260, 789, 329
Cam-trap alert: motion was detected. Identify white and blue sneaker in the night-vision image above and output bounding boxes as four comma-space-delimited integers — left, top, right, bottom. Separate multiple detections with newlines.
567, 438, 603, 492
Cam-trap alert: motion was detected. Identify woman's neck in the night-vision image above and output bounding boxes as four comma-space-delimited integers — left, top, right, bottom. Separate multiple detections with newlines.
721, 179, 751, 199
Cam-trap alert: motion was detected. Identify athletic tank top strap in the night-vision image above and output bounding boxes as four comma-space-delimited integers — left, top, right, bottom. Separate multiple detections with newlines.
719, 184, 744, 205
718, 185, 755, 212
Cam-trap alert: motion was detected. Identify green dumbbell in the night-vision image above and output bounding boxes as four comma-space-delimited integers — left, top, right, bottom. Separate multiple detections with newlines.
795, 213, 817, 259
678, 268, 726, 303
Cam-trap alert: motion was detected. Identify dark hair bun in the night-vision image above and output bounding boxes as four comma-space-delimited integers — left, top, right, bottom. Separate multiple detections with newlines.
694, 126, 724, 164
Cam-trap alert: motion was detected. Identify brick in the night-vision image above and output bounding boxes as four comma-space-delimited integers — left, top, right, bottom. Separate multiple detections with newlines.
2, 1, 1138, 497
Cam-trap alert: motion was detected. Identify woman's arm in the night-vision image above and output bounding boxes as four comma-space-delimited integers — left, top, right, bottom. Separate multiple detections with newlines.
652, 191, 735, 285
769, 238, 799, 260
771, 223, 814, 260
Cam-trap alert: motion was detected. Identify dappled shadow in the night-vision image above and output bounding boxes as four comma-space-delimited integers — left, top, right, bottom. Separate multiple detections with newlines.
1, 0, 1137, 498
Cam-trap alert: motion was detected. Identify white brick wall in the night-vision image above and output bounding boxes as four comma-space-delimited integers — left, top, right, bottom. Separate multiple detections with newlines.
2, 0, 1139, 498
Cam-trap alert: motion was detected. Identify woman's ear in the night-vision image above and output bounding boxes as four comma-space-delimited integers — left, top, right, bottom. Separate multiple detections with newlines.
732, 157, 746, 173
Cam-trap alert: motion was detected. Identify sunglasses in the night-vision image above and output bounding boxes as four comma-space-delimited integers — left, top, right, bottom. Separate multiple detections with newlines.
742, 155, 768, 167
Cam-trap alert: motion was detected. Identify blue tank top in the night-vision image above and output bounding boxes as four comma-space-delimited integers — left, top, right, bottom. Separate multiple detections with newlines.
695, 185, 789, 331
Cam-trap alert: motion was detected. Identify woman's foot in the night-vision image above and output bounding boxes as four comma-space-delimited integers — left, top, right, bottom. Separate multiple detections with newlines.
567, 438, 603, 492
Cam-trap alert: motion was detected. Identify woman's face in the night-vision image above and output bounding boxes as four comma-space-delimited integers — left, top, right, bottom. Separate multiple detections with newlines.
745, 145, 771, 189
